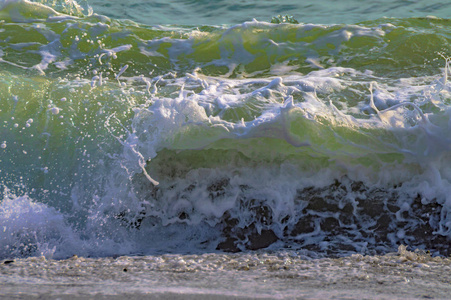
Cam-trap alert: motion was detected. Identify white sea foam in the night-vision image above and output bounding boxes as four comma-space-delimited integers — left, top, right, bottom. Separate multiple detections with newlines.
0, 191, 72, 258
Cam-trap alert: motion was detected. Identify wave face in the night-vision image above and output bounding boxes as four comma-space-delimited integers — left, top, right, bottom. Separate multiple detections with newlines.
1, 0, 451, 259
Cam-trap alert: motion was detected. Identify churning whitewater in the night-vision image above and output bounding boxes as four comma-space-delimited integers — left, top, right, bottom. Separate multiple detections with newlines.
1, 0, 451, 259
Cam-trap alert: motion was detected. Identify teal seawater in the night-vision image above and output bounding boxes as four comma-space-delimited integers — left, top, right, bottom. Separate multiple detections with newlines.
1, 0, 451, 259
87, 0, 451, 25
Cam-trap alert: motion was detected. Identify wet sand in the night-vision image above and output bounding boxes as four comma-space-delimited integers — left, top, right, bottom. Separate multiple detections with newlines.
1, 246, 450, 299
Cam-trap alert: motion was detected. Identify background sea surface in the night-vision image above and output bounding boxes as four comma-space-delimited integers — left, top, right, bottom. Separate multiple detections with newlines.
90, 0, 451, 25
2, 0, 451, 262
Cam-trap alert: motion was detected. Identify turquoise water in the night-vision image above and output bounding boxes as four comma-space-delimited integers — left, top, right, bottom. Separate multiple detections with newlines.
88, 0, 451, 25
1, 0, 451, 259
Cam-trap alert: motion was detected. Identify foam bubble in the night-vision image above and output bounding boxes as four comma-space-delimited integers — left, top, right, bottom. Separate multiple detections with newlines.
50, 107, 60, 115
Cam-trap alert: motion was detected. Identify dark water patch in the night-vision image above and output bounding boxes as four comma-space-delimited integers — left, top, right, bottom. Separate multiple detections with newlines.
211, 179, 451, 256
118, 176, 451, 256
118, 178, 451, 256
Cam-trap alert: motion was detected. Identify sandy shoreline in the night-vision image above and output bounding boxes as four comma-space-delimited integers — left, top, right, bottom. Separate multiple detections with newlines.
1, 246, 450, 299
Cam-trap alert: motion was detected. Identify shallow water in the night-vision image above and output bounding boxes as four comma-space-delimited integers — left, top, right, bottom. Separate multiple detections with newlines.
1, 247, 450, 299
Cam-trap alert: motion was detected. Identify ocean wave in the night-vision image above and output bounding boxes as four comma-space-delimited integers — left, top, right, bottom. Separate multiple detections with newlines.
1, 0, 451, 259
